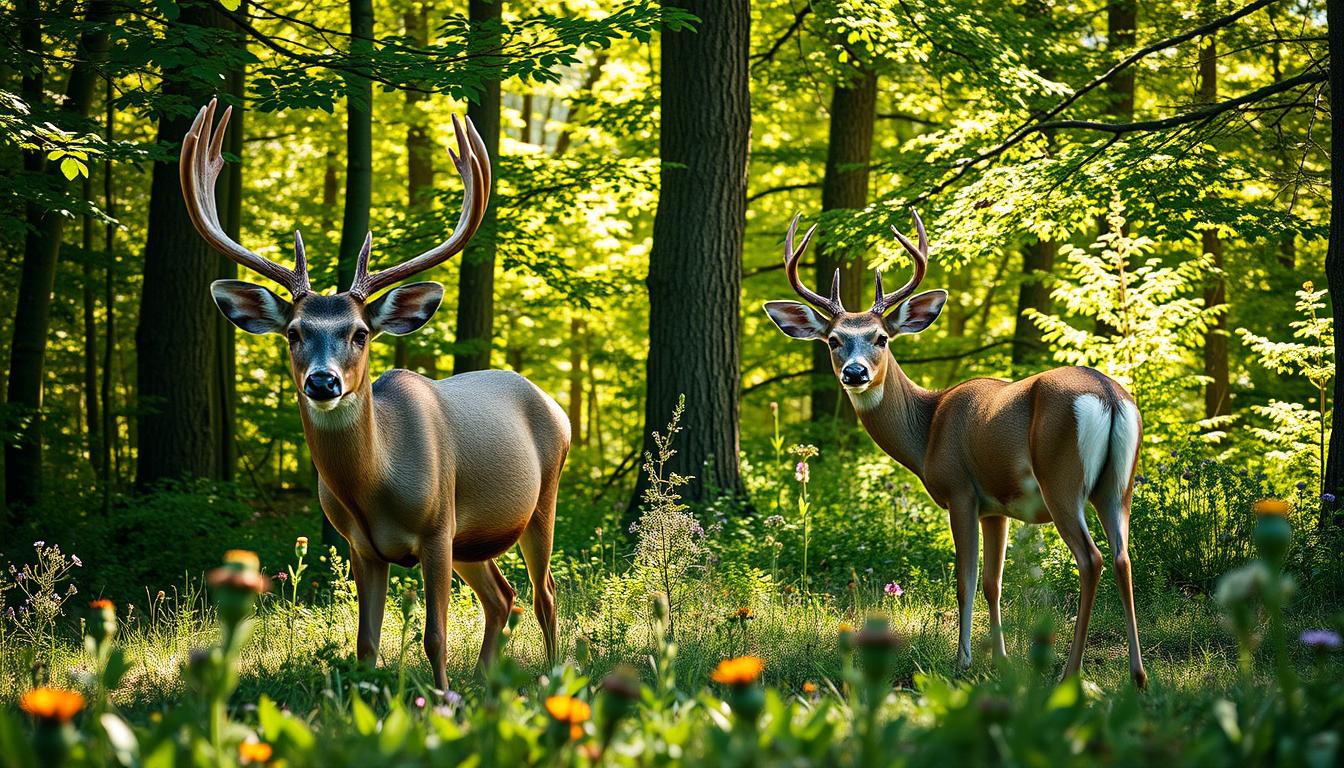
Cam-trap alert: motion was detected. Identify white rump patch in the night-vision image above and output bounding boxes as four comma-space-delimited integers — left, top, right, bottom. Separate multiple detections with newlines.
1108, 400, 1141, 499
1073, 394, 1110, 492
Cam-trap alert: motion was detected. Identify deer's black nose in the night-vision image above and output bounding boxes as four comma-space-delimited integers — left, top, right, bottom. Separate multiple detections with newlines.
304, 371, 342, 401
841, 364, 870, 387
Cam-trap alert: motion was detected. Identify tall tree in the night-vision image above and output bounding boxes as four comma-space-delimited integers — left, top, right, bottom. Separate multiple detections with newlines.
632, 0, 750, 512
1322, 0, 1344, 502
81, 174, 102, 480
136, 5, 233, 487
1199, 23, 1230, 420
5, 0, 114, 510
400, 3, 437, 376
811, 65, 877, 426
454, 0, 503, 374
214, 3, 247, 483
337, 0, 375, 292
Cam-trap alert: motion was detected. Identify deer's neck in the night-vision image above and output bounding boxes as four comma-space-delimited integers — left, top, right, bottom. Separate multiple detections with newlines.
299, 375, 387, 505
849, 353, 937, 478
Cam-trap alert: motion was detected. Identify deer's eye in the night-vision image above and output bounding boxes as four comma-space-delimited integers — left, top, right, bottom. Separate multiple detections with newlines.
286, 328, 300, 345
827, 337, 841, 350
351, 329, 369, 347
874, 335, 888, 348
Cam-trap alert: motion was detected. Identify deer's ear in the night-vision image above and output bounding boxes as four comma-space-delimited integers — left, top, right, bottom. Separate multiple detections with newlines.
368, 282, 443, 336
885, 289, 947, 335
211, 280, 291, 335
764, 301, 828, 340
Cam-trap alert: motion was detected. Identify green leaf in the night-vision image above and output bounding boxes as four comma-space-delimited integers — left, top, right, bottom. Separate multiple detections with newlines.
352, 692, 378, 736
100, 713, 140, 767
59, 157, 81, 180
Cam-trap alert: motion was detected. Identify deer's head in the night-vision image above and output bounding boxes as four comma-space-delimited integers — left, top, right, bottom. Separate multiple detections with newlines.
182, 99, 489, 414
764, 211, 946, 396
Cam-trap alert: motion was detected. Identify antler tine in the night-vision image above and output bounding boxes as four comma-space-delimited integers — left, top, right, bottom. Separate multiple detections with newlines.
350, 113, 491, 300
180, 98, 309, 297
783, 213, 844, 316
871, 208, 929, 314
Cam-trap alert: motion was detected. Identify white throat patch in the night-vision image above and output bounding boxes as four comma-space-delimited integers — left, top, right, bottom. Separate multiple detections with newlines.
845, 381, 885, 412
305, 391, 363, 430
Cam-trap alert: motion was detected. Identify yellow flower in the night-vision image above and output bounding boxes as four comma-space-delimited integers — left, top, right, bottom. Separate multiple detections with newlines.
545, 695, 591, 740
711, 656, 765, 685
238, 740, 273, 764
1253, 499, 1290, 517
838, 622, 855, 633
295, 536, 308, 546
20, 687, 85, 723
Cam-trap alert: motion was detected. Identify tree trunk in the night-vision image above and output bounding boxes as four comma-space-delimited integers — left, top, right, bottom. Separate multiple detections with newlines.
5, 0, 114, 511
337, 0, 374, 293
454, 0, 503, 374
1010, 238, 1057, 373
136, 4, 233, 488
101, 77, 117, 504
568, 316, 585, 445
1094, 0, 1137, 338
1199, 29, 1230, 420
1320, 0, 1344, 506
630, 0, 750, 516
82, 175, 102, 479
215, 11, 246, 483
811, 67, 877, 427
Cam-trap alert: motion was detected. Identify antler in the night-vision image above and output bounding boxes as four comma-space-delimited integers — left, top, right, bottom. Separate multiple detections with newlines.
871, 208, 928, 314
783, 213, 846, 317
347, 113, 491, 300
181, 98, 311, 298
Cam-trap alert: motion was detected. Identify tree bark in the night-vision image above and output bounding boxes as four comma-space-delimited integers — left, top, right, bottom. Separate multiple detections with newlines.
400, 4, 438, 376
5, 0, 114, 511
454, 0, 503, 374
568, 316, 585, 445
631, 0, 750, 515
214, 6, 246, 483
1094, 0, 1137, 338
1199, 28, 1230, 420
82, 175, 102, 479
1321, 0, 1344, 506
337, 0, 374, 293
101, 77, 116, 506
811, 67, 877, 427
1010, 238, 1057, 373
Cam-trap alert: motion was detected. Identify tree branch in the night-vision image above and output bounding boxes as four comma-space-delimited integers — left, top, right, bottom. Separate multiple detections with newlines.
751, 4, 811, 66
742, 340, 1019, 395
747, 181, 821, 203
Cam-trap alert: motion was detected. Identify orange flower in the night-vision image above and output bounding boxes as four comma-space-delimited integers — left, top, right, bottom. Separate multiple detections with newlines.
89, 599, 115, 610
544, 695, 591, 740
223, 550, 261, 571
1253, 499, 1290, 517
207, 567, 271, 594
802, 681, 818, 695
837, 622, 855, 633
238, 740, 273, 764
711, 656, 765, 686
20, 687, 85, 723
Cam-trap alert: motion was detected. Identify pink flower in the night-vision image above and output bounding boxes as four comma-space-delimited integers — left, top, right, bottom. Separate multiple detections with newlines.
794, 462, 809, 484
275, 571, 288, 582
884, 582, 903, 598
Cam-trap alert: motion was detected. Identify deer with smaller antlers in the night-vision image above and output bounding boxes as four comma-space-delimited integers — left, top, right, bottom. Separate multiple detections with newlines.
182, 99, 569, 690
765, 211, 1147, 687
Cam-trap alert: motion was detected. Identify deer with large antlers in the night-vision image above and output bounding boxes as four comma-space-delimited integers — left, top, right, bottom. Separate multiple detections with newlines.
183, 99, 569, 690
765, 211, 1147, 687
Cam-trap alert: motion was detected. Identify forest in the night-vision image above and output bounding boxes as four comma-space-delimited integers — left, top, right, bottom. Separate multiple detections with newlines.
1, 0, 1343, 765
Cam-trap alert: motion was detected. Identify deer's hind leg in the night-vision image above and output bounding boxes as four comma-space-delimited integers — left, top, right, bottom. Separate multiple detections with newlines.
518, 476, 560, 664
454, 559, 516, 670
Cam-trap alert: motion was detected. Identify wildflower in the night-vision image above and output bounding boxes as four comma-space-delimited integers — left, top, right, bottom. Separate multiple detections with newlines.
20, 687, 85, 722
1253, 499, 1290, 517
884, 582, 903, 598
295, 536, 309, 558
1297, 481, 1308, 490
770, 401, 779, 414
443, 690, 463, 709
414, 696, 426, 708
223, 550, 261, 571
730, 607, 753, 621
1135, 474, 1148, 485
711, 656, 765, 686
802, 681, 818, 695
89, 599, 114, 610
33, 540, 44, 548
1323, 493, 1337, 504
795, 462, 810, 484
71, 555, 82, 567
765, 514, 785, 527
1300, 628, 1342, 651
690, 522, 704, 536
275, 571, 288, 582
156, 590, 166, 601
545, 695, 591, 740
238, 740, 273, 764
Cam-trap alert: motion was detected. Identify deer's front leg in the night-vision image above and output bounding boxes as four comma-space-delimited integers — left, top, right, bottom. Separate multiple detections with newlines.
420, 536, 454, 692
949, 499, 980, 670
350, 549, 389, 665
